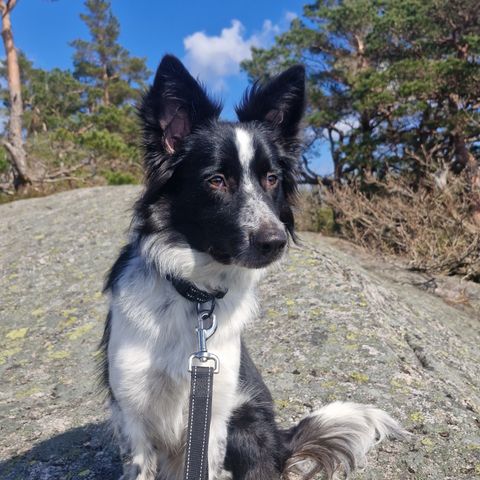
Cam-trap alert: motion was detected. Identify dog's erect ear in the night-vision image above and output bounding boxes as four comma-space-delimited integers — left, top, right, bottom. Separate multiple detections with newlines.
139, 55, 222, 167
236, 66, 305, 244
235, 65, 305, 140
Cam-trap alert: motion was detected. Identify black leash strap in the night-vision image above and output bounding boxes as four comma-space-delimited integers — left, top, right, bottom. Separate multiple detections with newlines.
180, 296, 220, 480
184, 365, 215, 480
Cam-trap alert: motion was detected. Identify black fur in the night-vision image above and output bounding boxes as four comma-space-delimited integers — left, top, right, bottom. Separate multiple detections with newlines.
98, 309, 114, 400
101, 55, 403, 480
132, 55, 305, 268
138, 54, 222, 183
101, 54, 306, 412
236, 65, 305, 142
104, 242, 136, 294
225, 343, 290, 478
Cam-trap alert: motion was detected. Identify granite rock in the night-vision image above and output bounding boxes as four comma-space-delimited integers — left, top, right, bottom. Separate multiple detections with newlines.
0, 186, 478, 480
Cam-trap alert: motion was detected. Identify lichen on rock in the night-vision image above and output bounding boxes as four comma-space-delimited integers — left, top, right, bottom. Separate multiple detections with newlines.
0, 186, 479, 479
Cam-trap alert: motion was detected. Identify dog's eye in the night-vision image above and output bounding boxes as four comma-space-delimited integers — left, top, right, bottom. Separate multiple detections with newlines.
208, 175, 227, 191
266, 174, 279, 188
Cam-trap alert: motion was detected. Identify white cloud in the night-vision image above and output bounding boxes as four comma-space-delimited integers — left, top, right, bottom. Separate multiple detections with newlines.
285, 11, 298, 22
183, 19, 279, 92
321, 116, 361, 141
336, 116, 360, 134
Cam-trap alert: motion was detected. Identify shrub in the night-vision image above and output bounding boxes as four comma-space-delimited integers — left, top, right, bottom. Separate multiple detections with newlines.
0, 148, 9, 173
296, 189, 337, 234
103, 170, 138, 185
324, 174, 480, 280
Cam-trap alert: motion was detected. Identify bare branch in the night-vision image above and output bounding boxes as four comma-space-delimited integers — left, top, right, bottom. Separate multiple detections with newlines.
1, 0, 17, 17
39, 176, 86, 184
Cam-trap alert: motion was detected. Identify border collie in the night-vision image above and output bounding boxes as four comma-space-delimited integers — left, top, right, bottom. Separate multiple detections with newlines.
101, 54, 405, 480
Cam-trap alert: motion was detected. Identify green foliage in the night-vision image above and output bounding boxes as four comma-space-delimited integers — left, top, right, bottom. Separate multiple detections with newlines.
103, 170, 138, 185
27, 69, 85, 133
242, 0, 480, 182
0, 0, 151, 195
0, 53, 84, 134
85, 104, 141, 146
0, 148, 9, 173
70, 0, 150, 109
296, 189, 338, 234
78, 129, 136, 159
312, 206, 336, 234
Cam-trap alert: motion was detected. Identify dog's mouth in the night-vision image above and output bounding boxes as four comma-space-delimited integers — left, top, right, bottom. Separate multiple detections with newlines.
237, 255, 283, 269
208, 247, 233, 265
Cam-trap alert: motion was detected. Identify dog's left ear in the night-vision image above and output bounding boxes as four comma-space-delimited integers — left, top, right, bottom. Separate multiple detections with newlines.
235, 65, 305, 142
139, 55, 222, 182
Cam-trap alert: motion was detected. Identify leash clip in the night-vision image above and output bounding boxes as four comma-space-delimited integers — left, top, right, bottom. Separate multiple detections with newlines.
188, 301, 219, 373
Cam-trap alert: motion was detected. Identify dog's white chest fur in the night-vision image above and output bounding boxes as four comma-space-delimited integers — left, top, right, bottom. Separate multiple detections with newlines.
107, 254, 260, 479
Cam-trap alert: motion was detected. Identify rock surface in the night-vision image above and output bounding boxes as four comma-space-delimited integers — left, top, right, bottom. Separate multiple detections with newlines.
0, 186, 479, 480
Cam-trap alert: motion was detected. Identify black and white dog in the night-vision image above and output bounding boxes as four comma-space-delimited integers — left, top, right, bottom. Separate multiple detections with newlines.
101, 55, 404, 480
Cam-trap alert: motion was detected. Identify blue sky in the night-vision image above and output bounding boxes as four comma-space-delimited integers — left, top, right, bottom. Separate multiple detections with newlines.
2, 0, 332, 174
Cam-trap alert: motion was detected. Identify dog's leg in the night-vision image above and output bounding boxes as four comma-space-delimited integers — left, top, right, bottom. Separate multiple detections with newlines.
207, 414, 234, 480
114, 408, 158, 480
224, 399, 287, 480
223, 344, 288, 480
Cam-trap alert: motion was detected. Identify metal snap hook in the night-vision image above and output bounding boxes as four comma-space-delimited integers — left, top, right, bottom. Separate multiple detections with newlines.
189, 299, 219, 373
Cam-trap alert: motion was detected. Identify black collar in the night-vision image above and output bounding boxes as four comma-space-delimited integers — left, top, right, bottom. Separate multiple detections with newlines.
166, 274, 227, 304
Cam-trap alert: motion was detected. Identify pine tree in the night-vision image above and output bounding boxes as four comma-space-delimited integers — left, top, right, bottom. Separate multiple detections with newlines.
71, 0, 150, 110
242, 0, 480, 184
0, 52, 85, 134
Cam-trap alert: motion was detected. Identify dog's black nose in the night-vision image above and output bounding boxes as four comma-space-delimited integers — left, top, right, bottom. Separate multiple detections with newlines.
251, 228, 287, 258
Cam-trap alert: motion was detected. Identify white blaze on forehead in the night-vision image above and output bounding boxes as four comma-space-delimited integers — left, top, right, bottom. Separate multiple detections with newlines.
235, 128, 254, 168
234, 128, 285, 232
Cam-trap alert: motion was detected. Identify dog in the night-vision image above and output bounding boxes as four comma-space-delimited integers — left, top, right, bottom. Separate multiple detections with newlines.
101, 54, 405, 480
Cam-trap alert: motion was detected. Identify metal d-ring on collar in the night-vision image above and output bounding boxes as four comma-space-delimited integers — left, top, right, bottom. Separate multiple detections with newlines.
165, 275, 225, 373
188, 300, 220, 373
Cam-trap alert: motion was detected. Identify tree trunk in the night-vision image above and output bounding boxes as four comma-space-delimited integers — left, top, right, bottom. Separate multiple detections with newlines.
448, 95, 479, 182
102, 64, 110, 106
0, 1, 34, 190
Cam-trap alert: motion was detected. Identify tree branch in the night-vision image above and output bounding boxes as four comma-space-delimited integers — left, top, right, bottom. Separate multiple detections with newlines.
2, 139, 15, 156
1, 0, 17, 17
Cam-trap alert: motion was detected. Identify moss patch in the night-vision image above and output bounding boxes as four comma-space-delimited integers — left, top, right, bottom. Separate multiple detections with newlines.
6, 328, 28, 340
67, 323, 94, 340
350, 372, 369, 384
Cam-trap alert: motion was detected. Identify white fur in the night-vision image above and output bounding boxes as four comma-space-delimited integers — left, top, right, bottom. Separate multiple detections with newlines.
108, 233, 405, 480
287, 401, 407, 478
233, 128, 285, 236
108, 197, 403, 480
235, 128, 254, 167
108, 236, 406, 479
310, 401, 404, 462
108, 235, 263, 480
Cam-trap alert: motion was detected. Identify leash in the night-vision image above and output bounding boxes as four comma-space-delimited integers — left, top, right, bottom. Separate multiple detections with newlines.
184, 301, 218, 480
167, 276, 226, 480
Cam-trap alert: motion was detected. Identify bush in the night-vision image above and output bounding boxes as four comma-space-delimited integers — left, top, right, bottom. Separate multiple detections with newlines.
296, 189, 337, 234
78, 129, 137, 161
324, 174, 480, 280
103, 170, 138, 185
0, 148, 9, 173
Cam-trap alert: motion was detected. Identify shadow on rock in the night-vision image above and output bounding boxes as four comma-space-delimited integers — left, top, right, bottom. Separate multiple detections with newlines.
0, 422, 122, 480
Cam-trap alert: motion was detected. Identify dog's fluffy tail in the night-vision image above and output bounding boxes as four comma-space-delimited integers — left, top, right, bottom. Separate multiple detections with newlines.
282, 401, 407, 479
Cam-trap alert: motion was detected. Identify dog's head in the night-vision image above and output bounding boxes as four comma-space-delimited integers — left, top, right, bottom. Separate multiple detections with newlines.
137, 55, 305, 270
